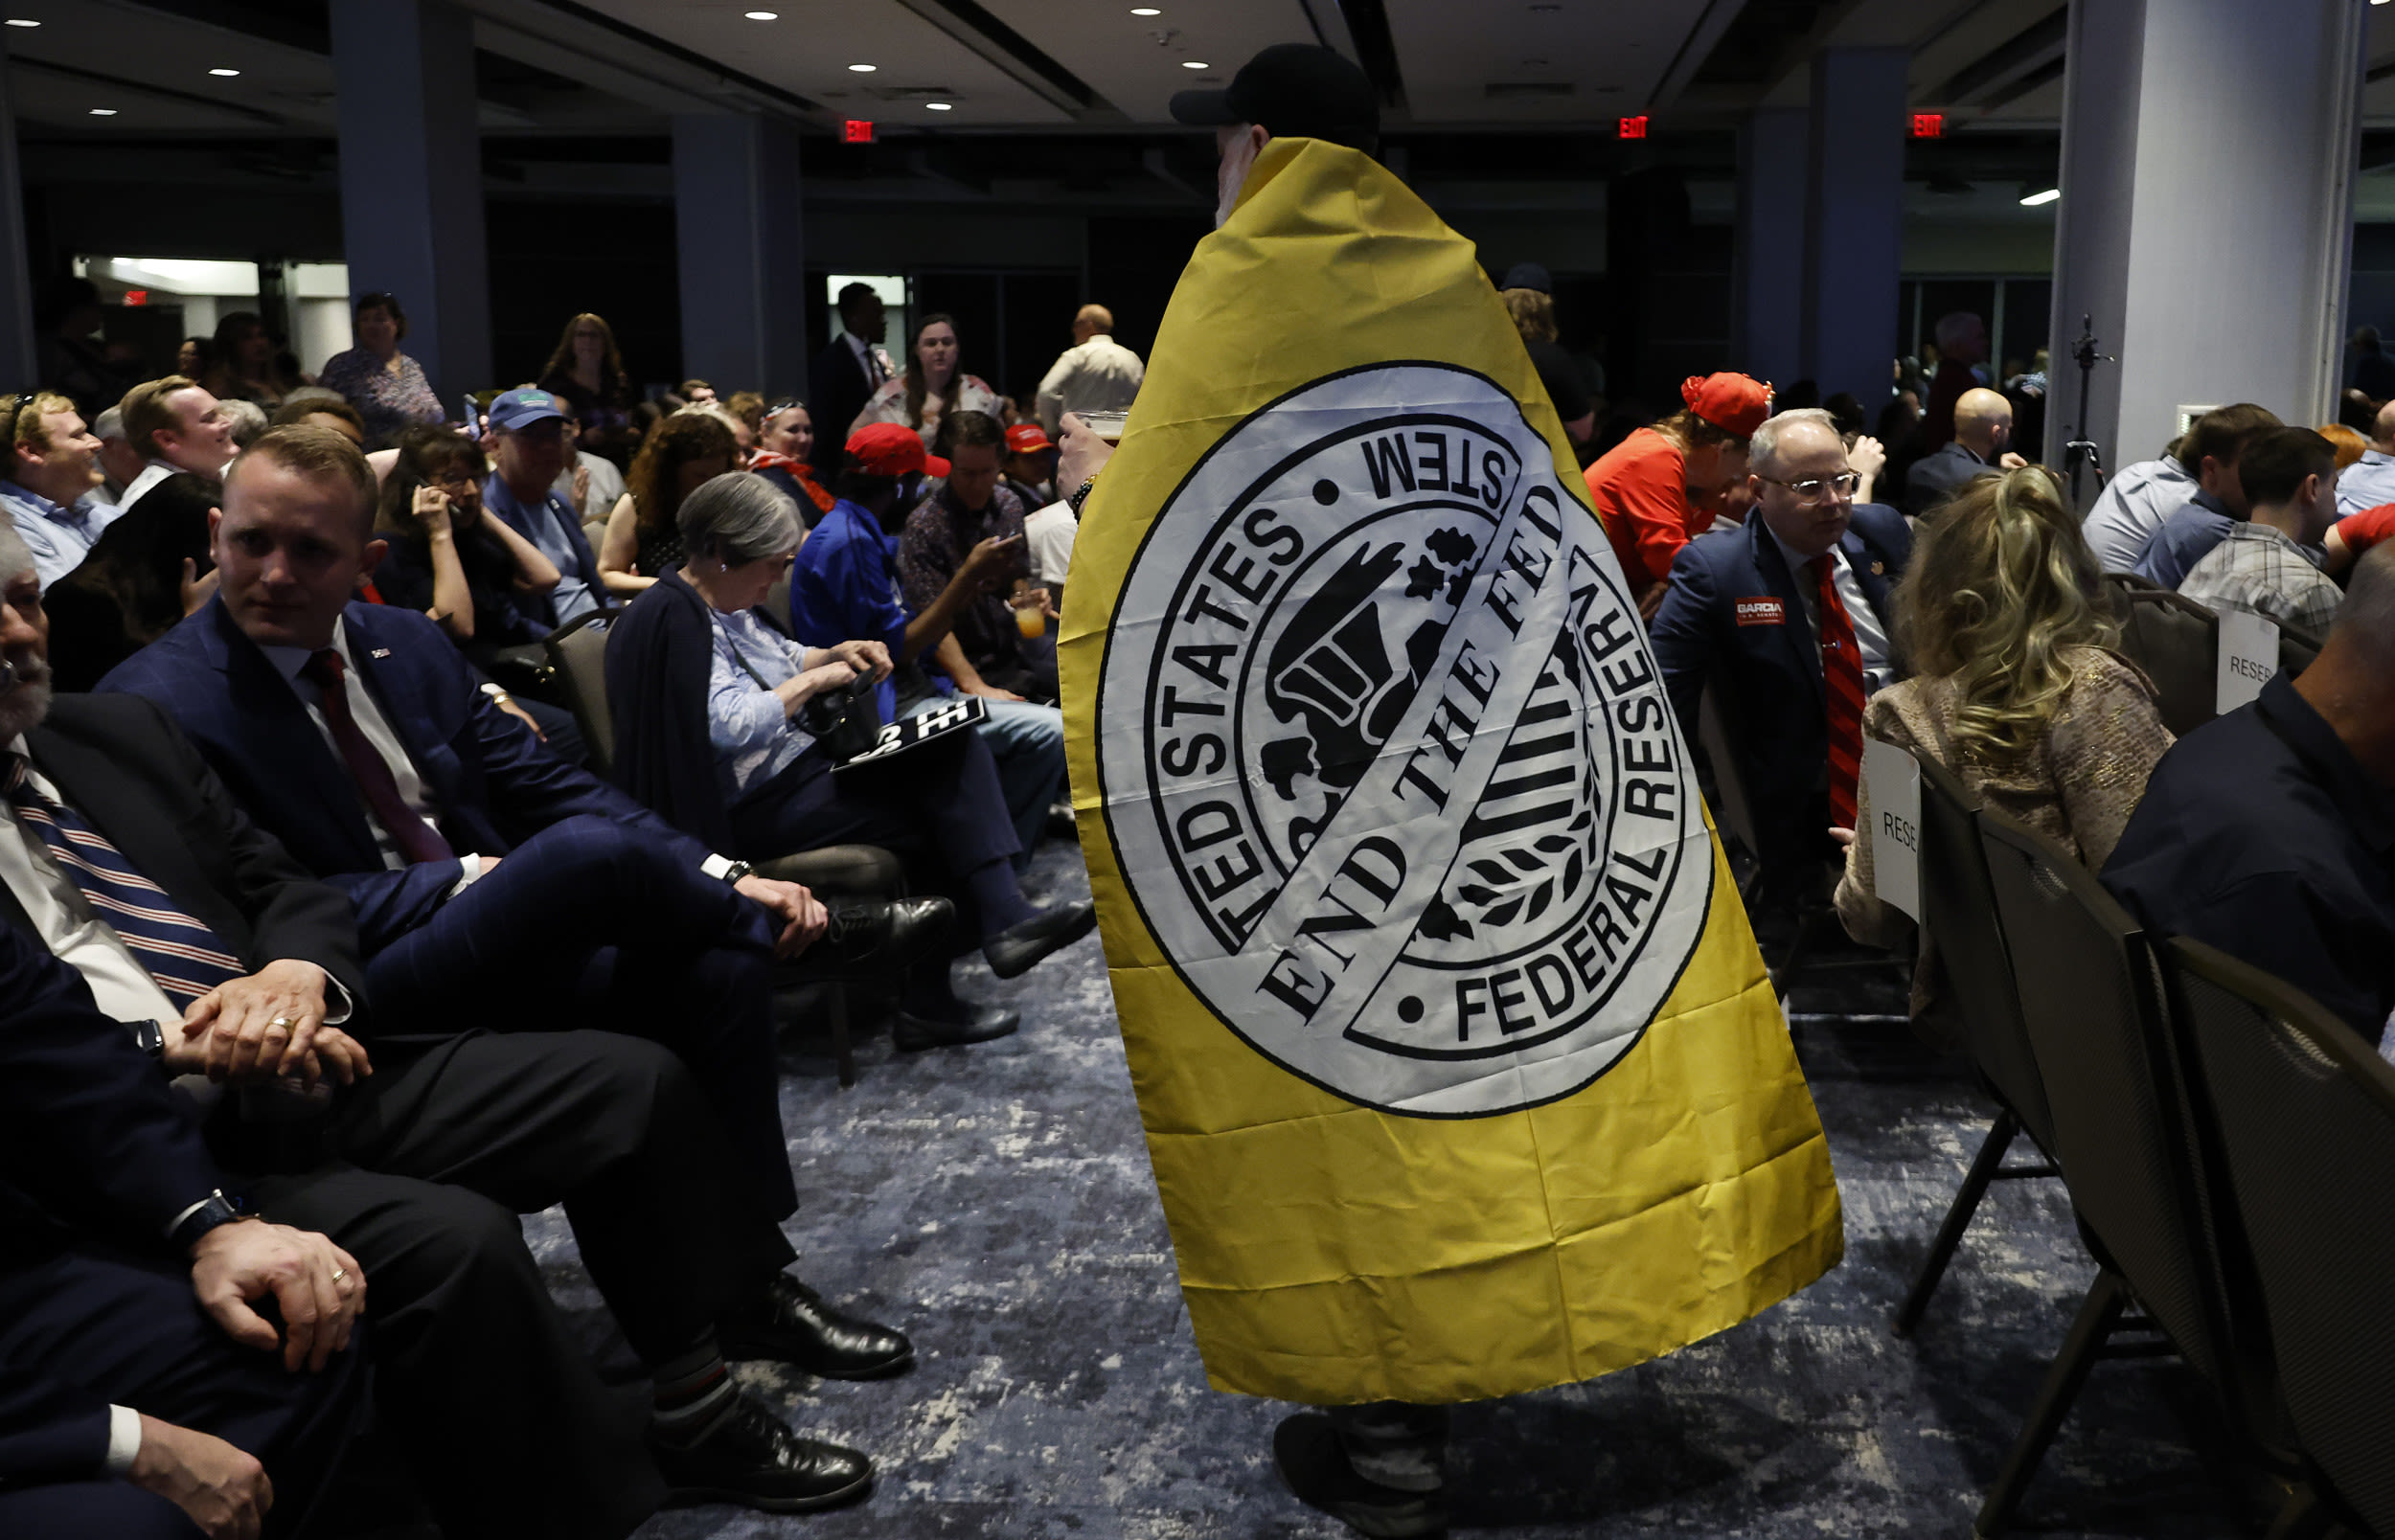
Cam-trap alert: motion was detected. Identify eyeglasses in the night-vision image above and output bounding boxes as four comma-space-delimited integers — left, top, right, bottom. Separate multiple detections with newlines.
1758, 470, 1859, 505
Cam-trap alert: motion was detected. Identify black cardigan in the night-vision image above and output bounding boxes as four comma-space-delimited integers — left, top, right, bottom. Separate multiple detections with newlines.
604, 565, 800, 852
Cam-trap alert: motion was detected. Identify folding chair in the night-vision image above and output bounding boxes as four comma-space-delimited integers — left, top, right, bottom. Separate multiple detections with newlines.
1970, 808, 2275, 1535
1888, 755, 2059, 1336
2164, 939, 2395, 1540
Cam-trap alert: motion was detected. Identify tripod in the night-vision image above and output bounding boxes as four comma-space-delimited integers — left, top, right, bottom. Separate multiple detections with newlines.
2062, 314, 2112, 508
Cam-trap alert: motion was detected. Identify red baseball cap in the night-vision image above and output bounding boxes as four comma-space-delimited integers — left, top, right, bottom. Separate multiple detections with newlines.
1005, 423, 1054, 454
845, 421, 949, 478
1680, 374, 1772, 438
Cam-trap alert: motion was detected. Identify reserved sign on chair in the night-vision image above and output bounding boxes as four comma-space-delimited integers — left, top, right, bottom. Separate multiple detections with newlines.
1864, 736, 1922, 921
2214, 608, 2280, 716
833, 695, 990, 777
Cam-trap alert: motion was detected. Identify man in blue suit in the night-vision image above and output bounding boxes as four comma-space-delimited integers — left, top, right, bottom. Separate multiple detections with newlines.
1651, 408, 1912, 893
98, 428, 935, 1284
0, 927, 367, 1539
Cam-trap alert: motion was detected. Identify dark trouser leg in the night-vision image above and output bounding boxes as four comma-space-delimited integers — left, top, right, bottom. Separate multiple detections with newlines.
246, 1163, 663, 1540
0, 1482, 203, 1538
328, 1030, 797, 1366
361, 816, 793, 1220
731, 735, 1027, 941
0, 1247, 369, 1539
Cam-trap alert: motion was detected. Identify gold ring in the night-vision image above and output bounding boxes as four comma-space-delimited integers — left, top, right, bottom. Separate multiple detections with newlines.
268, 1016, 294, 1031
331, 1268, 347, 1282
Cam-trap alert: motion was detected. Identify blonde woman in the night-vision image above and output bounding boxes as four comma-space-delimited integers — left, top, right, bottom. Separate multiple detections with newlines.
1836, 466, 2176, 1027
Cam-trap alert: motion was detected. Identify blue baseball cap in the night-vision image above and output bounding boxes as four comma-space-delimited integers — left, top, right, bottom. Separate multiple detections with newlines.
487, 387, 568, 433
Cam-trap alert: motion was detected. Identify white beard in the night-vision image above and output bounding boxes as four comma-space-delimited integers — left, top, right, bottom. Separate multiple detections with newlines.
0, 663, 53, 743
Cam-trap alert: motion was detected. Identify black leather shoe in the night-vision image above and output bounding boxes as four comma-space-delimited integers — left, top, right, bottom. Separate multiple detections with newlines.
782, 897, 953, 980
719, 1275, 914, 1379
648, 1392, 873, 1513
893, 1004, 1020, 1051
981, 899, 1097, 980
1272, 1414, 1447, 1538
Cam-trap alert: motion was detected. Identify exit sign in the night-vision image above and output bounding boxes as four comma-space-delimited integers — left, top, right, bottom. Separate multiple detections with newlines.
1617, 115, 1648, 140
842, 120, 875, 144
122, 289, 148, 306
1910, 112, 1945, 139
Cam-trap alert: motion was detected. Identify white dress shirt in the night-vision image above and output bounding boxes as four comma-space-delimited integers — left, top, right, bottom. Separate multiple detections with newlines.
115, 458, 186, 514
259, 619, 483, 888
1035, 335, 1146, 435
1765, 524, 1894, 692
1, 738, 184, 1028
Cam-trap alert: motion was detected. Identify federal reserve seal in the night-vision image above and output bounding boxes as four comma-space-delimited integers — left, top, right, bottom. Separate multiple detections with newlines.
1096, 362, 1713, 1117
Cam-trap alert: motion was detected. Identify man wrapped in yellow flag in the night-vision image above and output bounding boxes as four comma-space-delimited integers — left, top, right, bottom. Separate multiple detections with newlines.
1054, 44, 1843, 1538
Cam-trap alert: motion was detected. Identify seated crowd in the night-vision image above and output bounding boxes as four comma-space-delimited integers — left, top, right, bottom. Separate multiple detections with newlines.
0, 288, 1138, 1535
14, 272, 2394, 1536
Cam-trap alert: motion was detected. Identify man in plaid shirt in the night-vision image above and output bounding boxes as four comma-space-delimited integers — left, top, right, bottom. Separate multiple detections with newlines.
2179, 426, 2343, 638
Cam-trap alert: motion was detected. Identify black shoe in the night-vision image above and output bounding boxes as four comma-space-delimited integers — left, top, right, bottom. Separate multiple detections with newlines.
893, 1004, 1020, 1051
648, 1392, 873, 1513
1046, 801, 1079, 842
782, 897, 953, 980
1272, 1414, 1448, 1538
719, 1275, 914, 1378
981, 899, 1097, 980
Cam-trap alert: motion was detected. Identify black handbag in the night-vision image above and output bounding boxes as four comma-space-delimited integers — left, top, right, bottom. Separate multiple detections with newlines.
800, 676, 884, 761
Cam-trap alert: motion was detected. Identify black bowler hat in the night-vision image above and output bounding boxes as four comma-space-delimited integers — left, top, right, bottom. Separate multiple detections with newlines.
1170, 43, 1380, 153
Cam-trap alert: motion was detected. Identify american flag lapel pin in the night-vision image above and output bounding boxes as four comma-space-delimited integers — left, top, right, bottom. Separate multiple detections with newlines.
371, 648, 393, 659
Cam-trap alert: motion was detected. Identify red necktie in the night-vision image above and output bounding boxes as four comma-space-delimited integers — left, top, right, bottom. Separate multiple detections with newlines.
1809, 555, 1866, 829
300, 649, 457, 867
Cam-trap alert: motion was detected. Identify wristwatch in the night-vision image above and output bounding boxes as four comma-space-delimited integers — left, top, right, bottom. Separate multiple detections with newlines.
478, 681, 514, 708
131, 1019, 166, 1058
701, 852, 755, 886
169, 1189, 254, 1253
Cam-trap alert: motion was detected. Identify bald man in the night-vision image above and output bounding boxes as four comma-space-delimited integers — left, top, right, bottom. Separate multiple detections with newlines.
1905, 386, 2023, 516
1035, 303, 1146, 435
2336, 398, 2395, 517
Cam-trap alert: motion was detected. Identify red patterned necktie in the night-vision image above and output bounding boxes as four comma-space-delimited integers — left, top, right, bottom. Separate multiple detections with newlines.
1809, 555, 1866, 829
300, 649, 457, 867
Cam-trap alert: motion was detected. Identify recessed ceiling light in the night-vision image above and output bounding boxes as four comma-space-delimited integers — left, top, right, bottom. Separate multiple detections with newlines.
209, 67, 240, 77
926, 101, 953, 110
1130, 5, 1161, 11
89, 107, 116, 116
2019, 187, 2061, 206
744, 10, 777, 18
3, 17, 38, 26
847, 62, 877, 73
1182, 59, 1208, 69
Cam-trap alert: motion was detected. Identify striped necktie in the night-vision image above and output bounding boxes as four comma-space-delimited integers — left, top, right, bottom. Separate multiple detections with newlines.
4, 754, 246, 1008
1808, 555, 1867, 830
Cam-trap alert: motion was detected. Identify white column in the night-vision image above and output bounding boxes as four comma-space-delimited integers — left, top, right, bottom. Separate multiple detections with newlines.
1733, 107, 1809, 390
329, 0, 491, 400
1798, 48, 1908, 407
2048, 0, 2364, 477
673, 115, 808, 396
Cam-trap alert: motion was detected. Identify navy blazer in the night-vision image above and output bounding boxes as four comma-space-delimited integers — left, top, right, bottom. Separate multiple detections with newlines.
98, 597, 698, 952
1650, 502, 1913, 874
1904, 440, 1996, 516
0, 926, 231, 1482
808, 339, 877, 474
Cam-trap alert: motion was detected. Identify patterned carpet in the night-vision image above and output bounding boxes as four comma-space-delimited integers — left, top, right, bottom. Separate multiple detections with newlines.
513, 840, 2263, 1538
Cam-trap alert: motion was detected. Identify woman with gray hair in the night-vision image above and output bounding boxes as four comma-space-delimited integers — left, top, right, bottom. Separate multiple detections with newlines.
604, 470, 1097, 1050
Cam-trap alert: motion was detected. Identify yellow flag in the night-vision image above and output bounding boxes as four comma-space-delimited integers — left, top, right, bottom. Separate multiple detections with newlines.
1060, 137, 1842, 1406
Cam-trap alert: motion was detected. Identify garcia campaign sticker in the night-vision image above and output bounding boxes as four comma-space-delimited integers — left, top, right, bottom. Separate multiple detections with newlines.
1096, 363, 1712, 1117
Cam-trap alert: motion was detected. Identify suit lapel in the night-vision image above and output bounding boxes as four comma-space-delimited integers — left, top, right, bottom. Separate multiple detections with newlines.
23, 724, 254, 959
1749, 516, 1825, 710
207, 600, 385, 872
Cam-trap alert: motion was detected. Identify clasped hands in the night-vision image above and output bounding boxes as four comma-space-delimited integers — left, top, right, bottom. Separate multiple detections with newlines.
167, 959, 372, 1089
